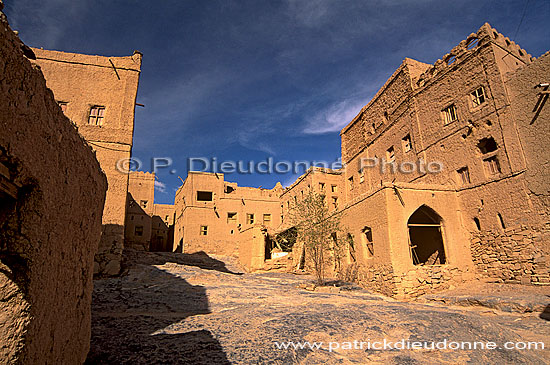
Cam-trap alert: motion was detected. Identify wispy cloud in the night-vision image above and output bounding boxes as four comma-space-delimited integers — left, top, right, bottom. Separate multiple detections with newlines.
154, 179, 167, 194
303, 99, 365, 134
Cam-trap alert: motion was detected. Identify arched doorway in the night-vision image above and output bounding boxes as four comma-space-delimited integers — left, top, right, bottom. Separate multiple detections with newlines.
407, 205, 446, 265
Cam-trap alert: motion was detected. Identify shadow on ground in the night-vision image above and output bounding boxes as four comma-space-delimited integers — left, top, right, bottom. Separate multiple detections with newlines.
86, 257, 231, 364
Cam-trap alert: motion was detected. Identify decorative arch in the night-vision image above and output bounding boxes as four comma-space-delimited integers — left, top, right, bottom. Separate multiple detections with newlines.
407, 205, 446, 265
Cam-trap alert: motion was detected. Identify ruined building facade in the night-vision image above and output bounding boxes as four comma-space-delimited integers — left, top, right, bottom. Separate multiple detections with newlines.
174, 24, 549, 298
173, 172, 283, 256
31, 49, 142, 275
125, 171, 174, 252
0, 15, 107, 363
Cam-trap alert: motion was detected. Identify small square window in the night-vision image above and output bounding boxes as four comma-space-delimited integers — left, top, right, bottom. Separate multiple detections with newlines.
348, 176, 354, 190
471, 87, 486, 107
140, 200, 148, 209
457, 166, 470, 185
200, 225, 208, 235
227, 212, 237, 224
402, 134, 412, 152
332, 196, 338, 209
359, 169, 365, 183
135, 225, 143, 236
319, 182, 325, 191
263, 214, 271, 225
386, 146, 395, 162
196, 191, 213, 201
442, 104, 458, 125
88, 106, 105, 126
331, 185, 337, 193
246, 213, 254, 224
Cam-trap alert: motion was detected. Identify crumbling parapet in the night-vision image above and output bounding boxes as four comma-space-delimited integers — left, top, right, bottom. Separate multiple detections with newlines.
0, 13, 107, 364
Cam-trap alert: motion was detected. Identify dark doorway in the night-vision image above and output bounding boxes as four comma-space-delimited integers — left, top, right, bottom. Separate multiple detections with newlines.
264, 236, 273, 260
408, 205, 446, 265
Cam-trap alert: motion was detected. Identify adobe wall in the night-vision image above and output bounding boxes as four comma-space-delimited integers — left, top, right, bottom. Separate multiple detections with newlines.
0, 15, 107, 364
125, 171, 155, 250
505, 52, 550, 224
151, 204, 175, 252
174, 172, 282, 256
461, 52, 550, 284
238, 226, 267, 272
31, 47, 142, 276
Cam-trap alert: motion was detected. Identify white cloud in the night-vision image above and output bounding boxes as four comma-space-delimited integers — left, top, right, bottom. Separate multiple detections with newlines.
154, 179, 167, 194
303, 99, 365, 134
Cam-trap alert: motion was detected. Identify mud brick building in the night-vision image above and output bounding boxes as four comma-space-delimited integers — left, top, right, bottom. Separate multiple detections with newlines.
327, 23, 549, 298
173, 172, 283, 256
178, 23, 549, 298
31, 48, 142, 275
0, 13, 107, 363
125, 171, 174, 251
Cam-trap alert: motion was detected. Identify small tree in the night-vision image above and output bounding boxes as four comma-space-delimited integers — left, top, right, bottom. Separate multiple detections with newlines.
288, 189, 342, 285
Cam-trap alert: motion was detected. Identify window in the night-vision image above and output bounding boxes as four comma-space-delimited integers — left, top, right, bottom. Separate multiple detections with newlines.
457, 166, 470, 185
200, 225, 208, 235
386, 146, 395, 162
135, 225, 143, 236
165, 215, 169, 221
319, 182, 325, 191
263, 214, 271, 225
227, 212, 237, 224
477, 137, 498, 154
466, 37, 479, 50
246, 213, 254, 224
471, 87, 486, 107
57, 101, 68, 113
88, 106, 105, 126
331, 185, 337, 193
140, 200, 148, 209
348, 176, 354, 190
362, 227, 374, 258
196, 191, 213, 201
359, 168, 365, 183
332, 197, 338, 209
484, 156, 501, 175
402, 134, 412, 152
225, 185, 235, 193
442, 104, 458, 125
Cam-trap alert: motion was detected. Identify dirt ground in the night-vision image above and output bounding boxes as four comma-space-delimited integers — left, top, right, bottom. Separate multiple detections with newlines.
86, 250, 549, 364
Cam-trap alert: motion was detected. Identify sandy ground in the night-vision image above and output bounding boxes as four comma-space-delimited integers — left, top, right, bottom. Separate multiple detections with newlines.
86, 250, 550, 364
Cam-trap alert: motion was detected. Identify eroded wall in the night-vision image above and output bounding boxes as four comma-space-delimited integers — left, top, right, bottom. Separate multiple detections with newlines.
0, 15, 107, 363
31, 47, 142, 275
174, 172, 282, 256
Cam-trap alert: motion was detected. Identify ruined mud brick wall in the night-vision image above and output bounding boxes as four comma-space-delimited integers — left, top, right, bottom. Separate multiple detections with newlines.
174, 172, 282, 256
151, 203, 175, 252
125, 171, 155, 250
238, 226, 267, 272
464, 52, 550, 284
31, 47, 142, 275
0, 14, 107, 364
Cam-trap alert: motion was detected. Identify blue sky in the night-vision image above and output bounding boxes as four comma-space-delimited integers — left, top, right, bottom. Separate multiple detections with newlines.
6, 0, 549, 204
